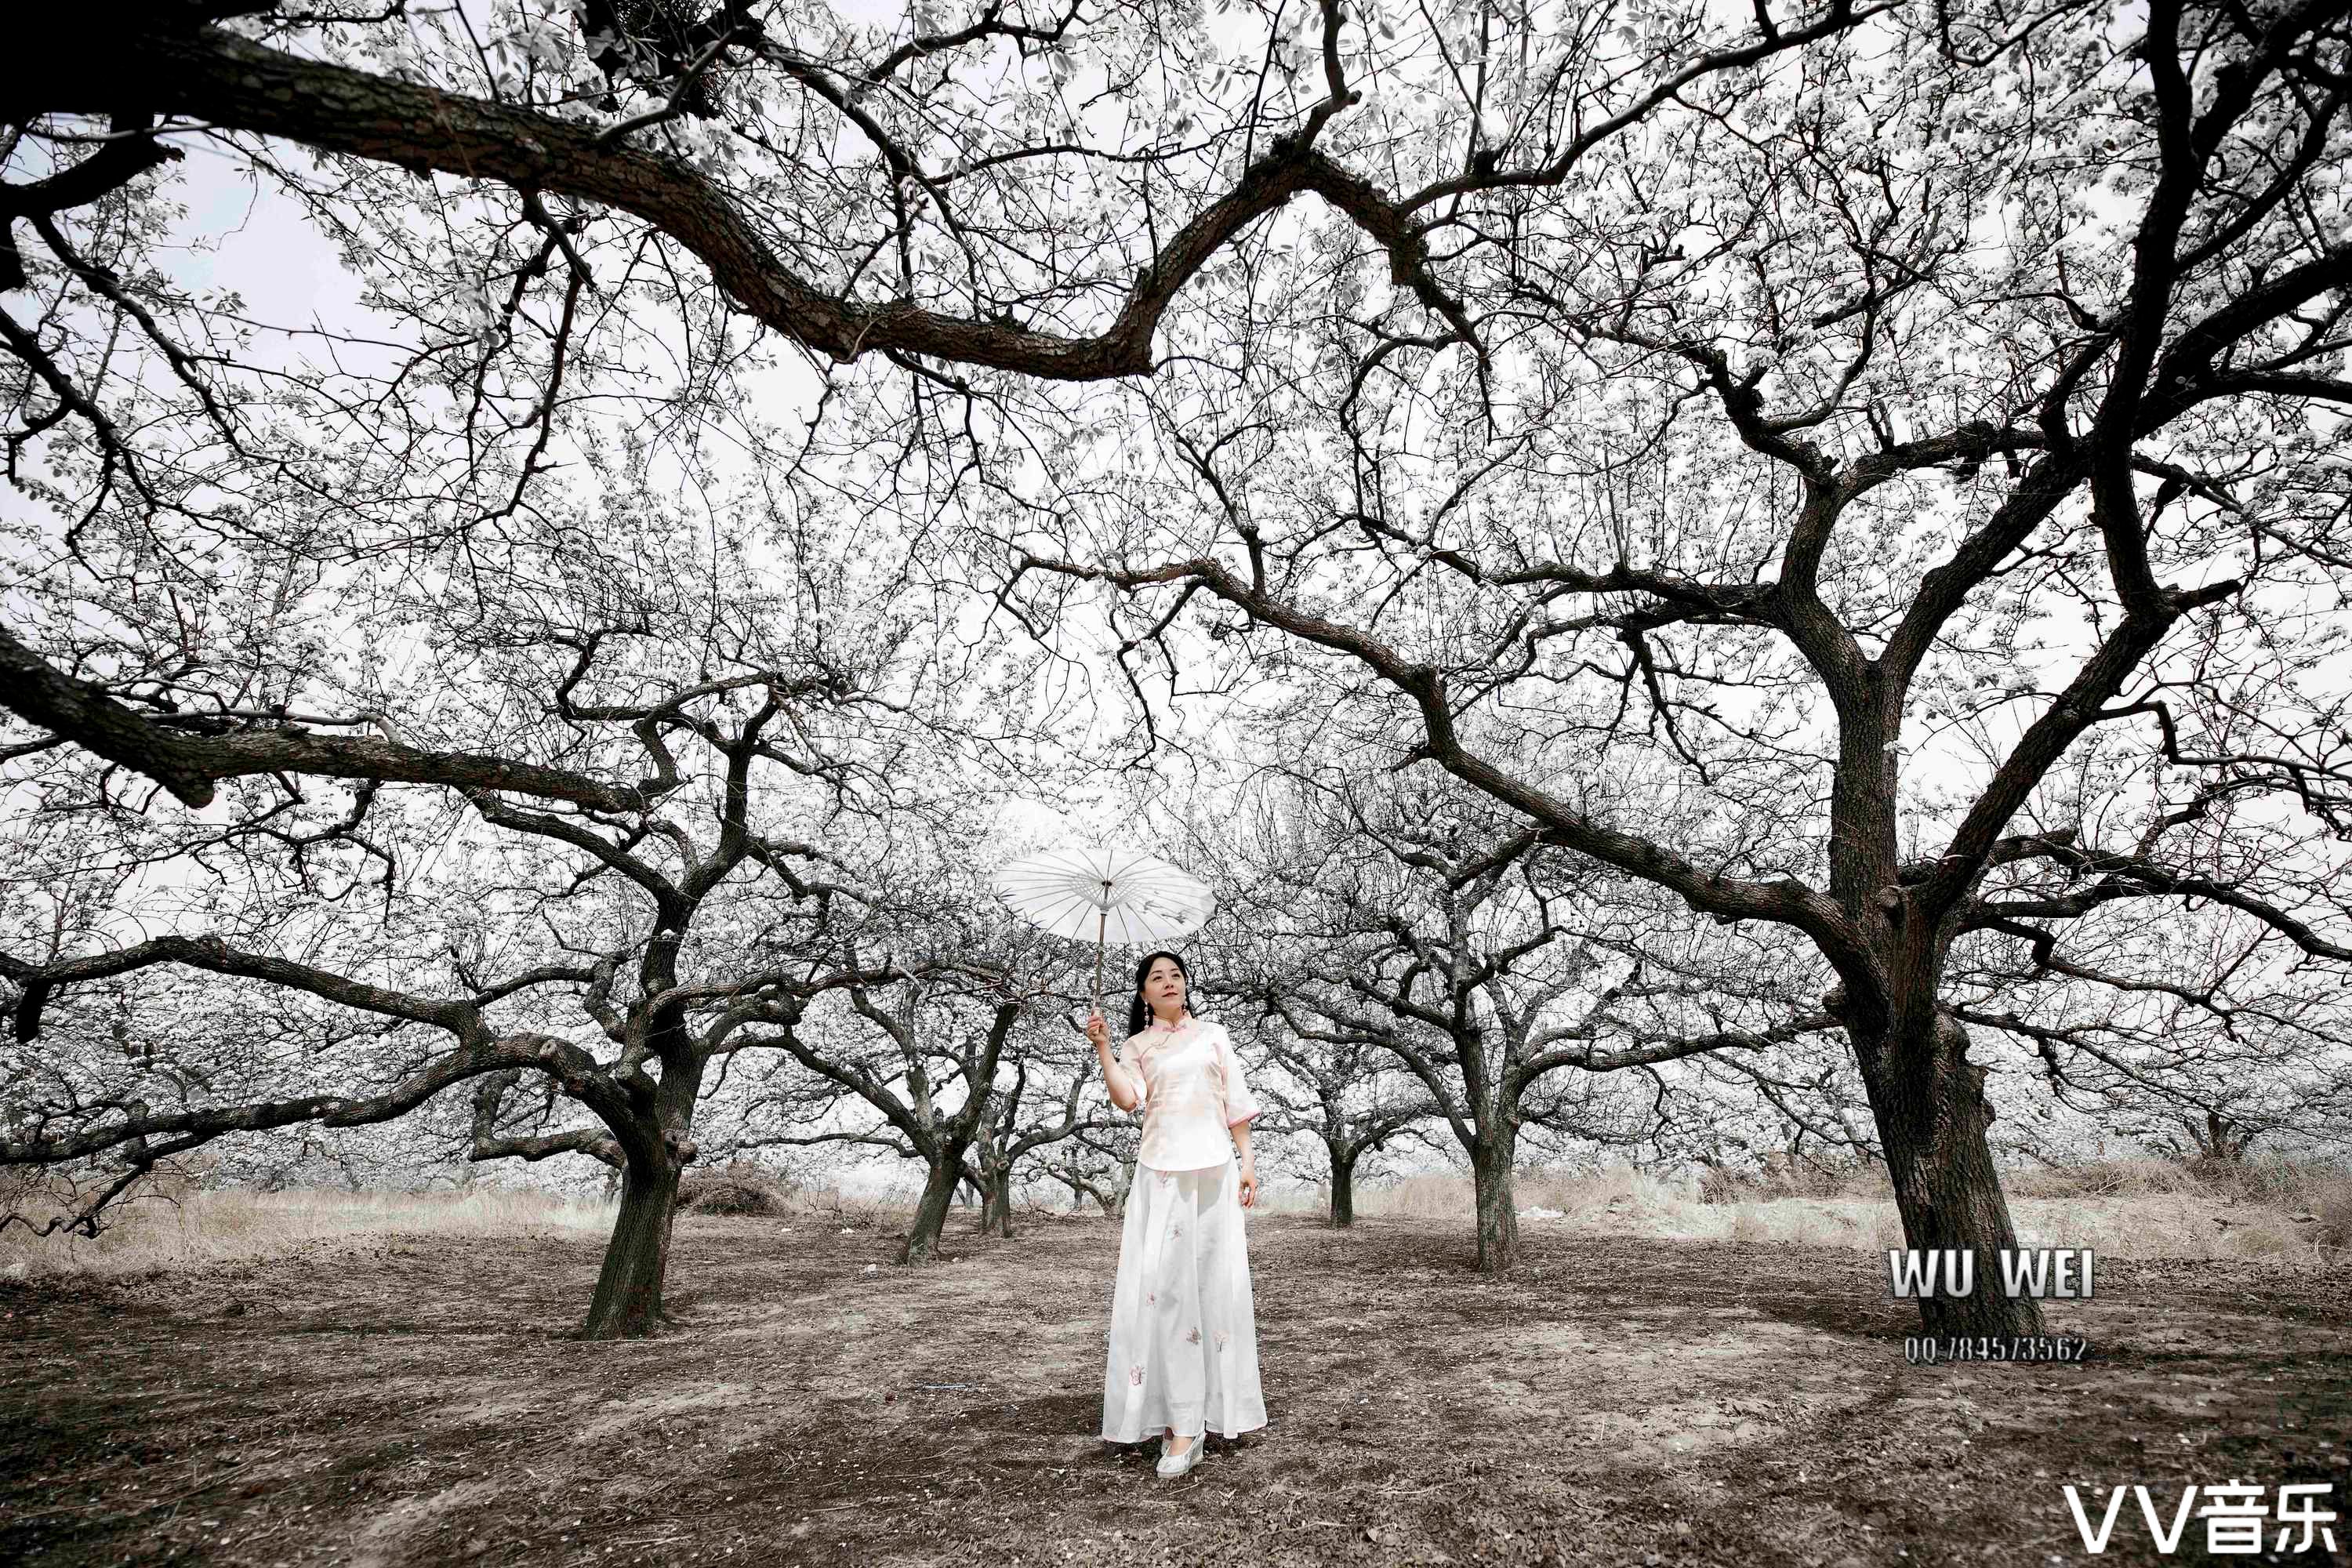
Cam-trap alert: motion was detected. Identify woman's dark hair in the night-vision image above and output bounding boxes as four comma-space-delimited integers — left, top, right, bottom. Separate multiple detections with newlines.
1126, 949, 1196, 1039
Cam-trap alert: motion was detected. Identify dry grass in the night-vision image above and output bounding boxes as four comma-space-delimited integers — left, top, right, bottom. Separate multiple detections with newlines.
0, 1186, 613, 1282
676, 1160, 800, 1216
0, 1158, 933, 1284
1266, 1153, 2352, 1269
6, 1151, 2344, 1283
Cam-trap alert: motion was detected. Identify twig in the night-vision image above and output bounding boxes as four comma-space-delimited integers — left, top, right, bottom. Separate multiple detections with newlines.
518, 190, 598, 293
593, 27, 746, 147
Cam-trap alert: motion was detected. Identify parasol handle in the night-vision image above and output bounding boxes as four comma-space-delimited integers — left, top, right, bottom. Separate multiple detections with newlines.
1091, 893, 1109, 1033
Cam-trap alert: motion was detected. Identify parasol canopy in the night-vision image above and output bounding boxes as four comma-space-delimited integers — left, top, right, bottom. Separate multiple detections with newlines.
990, 844, 1215, 1025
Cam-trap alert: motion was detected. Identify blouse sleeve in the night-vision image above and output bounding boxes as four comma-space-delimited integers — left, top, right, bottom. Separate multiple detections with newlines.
1214, 1024, 1261, 1129
1116, 1033, 1149, 1116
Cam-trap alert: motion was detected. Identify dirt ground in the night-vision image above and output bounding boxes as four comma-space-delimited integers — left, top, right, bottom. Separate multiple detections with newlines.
3, 1207, 2347, 1568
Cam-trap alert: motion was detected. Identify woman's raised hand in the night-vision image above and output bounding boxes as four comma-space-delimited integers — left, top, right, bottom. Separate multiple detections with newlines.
1085, 1011, 1109, 1051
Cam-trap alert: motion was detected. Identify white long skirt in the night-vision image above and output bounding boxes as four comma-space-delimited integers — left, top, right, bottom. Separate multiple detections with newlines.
1098, 1153, 1268, 1443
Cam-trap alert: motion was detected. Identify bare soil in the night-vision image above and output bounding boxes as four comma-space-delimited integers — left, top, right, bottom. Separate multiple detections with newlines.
2, 1209, 2346, 1568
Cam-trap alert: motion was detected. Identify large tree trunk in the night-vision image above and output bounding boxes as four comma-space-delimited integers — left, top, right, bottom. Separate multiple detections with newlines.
1830, 710, 2044, 1337
577, 994, 708, 1338
1328, 1143, 1358, 1228
581, 1149, 681, 1339
1469, 1135, 1519, 1273
1862, 1010, 2045, 1337
982, 1165, 1014, 1239
902, 1153, 964, 1263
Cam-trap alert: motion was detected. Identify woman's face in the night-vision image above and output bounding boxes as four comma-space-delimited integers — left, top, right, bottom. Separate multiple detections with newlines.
1142, 956, 1186, 1016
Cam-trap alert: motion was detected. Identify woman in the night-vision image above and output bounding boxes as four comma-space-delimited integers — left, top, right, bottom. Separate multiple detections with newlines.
1086, 949, 1268, 1478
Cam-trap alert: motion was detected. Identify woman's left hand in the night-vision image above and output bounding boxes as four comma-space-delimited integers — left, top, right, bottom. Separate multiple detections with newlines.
1237, 1160, 1258, 1210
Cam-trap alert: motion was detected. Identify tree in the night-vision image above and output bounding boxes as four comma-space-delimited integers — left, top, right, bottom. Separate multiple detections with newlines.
0, 546, 1037, 1336
16, 0, 2343, 1343
1036, 1124, 1136, 1218
1205, 764, 1834, 1270
746, 967, 1029, 1263
1175, 779, 1459, 1229
964, 1036, 1107, 1239
1004, 0, 2352, 1333
1236, 1016, 1442, 1229
727, 867, 1116, 1261
3, 0, 1857, 1244
811, 971, 1029, 1262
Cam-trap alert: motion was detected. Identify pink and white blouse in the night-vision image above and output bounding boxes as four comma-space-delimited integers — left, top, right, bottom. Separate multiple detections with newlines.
1116, 1013, 1261, 1171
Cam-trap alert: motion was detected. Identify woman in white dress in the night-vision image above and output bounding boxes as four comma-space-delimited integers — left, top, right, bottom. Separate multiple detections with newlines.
1086, 949, 1268, 1478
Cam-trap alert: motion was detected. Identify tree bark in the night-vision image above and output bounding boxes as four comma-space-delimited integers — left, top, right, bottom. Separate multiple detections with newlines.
1470, 1135, 1520, 1273
581, 1149, 681, 1339
982, 1165, 1014, 1239
1328, 1143, 1358, 1228
902, 1154, 964, 1263
1860, 1010, 2046, 1337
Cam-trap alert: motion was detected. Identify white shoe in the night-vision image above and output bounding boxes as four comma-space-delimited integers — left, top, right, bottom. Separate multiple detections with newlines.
1156, 1432, 1210, 1479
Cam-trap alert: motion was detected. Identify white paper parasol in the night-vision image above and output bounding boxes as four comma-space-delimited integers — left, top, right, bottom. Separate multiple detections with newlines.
989, 844, 1215, 1027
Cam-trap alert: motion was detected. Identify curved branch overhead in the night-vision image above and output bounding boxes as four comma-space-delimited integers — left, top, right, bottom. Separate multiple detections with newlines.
0, 625, 648, 811
0, 0, 1874, 804
0, 0, 1869, 376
